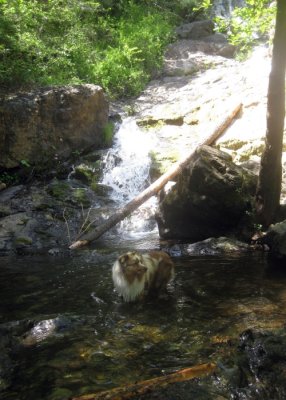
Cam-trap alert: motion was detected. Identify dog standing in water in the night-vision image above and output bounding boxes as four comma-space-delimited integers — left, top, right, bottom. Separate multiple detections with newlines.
112, 251, 175, 302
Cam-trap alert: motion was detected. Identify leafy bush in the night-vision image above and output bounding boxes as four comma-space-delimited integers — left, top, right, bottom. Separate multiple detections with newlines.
0, 0, 178, 97
93, 3, 176, 97
215, 0, 276, 57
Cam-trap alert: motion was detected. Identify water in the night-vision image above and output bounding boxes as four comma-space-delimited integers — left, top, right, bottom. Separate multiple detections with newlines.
1, 113, 286, 399
100, 117, 158, 237
211, 0, 245, 17
101, 118, 155, 203
1, 252, 286, 400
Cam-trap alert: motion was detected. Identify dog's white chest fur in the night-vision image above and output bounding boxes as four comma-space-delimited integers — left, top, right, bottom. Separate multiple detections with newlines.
112, 251, 174, 302
112, 260, 146, 302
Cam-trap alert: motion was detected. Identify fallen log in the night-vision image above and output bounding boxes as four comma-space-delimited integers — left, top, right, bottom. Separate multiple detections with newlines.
69, 102, 242, 249
71, 362, 217, 400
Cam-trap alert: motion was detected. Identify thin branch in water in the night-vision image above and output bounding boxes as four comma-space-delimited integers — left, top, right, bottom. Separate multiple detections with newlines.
63, 208, 72, 244
78, 206, 94, 237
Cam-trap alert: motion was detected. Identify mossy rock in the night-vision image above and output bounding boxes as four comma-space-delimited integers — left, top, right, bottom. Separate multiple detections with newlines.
47, 180, 71, 201
46, 179, 91, 208
73, 155, 105, 188
14, 236, 33, 246
149, 150, 180, 180
137, 116, 183, 129
217, 139, 248, 151
73, 163, 97, 185
103, 121, 115, 147
237, 141, 265, 162
71, 188, 92, 208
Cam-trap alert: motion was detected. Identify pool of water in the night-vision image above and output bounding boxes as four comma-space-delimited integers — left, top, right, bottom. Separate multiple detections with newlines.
1, 249, 286, 400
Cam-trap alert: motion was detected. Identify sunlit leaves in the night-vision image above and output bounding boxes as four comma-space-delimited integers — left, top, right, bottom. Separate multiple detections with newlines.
215, 0, 276, 57
0, 0, 176, 97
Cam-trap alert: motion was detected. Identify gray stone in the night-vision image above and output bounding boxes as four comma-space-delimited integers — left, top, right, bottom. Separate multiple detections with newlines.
0, 84, 109, 169
156, 145, 257, 241
264, 220, 286, 260
175, 20, 214, 39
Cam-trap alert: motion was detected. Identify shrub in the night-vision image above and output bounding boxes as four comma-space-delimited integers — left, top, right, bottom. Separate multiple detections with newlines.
0, 0, 177, 97
215, 0, 276, 57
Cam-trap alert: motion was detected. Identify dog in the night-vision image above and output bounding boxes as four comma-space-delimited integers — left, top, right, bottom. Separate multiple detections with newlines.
112, 250, 175, 302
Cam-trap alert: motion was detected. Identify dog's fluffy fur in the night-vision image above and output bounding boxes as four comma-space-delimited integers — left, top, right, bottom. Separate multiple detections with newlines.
112, 251, 175, 302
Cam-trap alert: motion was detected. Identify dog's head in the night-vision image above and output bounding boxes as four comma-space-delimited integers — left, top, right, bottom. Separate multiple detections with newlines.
118, 251, 147, 279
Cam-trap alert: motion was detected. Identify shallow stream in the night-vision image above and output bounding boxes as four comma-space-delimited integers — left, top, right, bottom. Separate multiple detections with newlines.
1, 248, 286, 400
1, 117, 286, 400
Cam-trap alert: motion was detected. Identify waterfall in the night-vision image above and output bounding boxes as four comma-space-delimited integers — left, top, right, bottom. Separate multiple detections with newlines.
211, 0, 245, 18
100, 117, 158, 236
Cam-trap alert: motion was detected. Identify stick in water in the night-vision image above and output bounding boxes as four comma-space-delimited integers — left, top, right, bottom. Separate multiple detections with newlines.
69, 103, 242, 249
71, 362, 217, 400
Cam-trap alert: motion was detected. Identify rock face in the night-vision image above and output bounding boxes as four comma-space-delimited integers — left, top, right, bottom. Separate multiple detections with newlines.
156, 145, 257, 241
0, 84, 109, 169
264, 220, 286, 260
163, 20, 236, 77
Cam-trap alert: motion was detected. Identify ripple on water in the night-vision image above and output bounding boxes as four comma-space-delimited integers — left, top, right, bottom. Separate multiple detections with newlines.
1, 252, 286, 399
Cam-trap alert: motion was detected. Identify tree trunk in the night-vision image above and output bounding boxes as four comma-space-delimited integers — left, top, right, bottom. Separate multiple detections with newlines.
71, 362, 216, 400
255, 0, 286, 227
70, 103, 242, 249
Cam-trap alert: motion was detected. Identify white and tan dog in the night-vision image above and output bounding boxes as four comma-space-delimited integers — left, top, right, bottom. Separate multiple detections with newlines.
112, 250, 175, 302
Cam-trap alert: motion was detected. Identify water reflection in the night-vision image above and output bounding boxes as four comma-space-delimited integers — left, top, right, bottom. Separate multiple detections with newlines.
1, 252, 286, 399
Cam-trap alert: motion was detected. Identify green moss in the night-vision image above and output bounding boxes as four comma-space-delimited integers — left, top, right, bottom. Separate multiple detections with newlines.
137, 119, 165, 129
72, 188, 91, 208
238, 142, 265, 162
47, 181, 71, 201
103, 122, 115, 147
15, 236, 33, 245
73, 164, 95, 185
218, 139, 248, 151
149, 149, 179, 179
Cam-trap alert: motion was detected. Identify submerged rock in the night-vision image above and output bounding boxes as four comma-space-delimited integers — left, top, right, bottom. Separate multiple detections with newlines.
156, 145, 257, 241
21, 316, 77, 346
169, 237, 251, 256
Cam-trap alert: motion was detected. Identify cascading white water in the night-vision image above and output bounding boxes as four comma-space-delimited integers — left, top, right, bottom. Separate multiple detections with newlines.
210, 0, 245, 17
101, 117, 158, 236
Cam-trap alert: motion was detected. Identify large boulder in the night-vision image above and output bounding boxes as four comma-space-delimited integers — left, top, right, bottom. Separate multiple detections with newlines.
0, 84, 109, 169
264, 220, 286, 260
156, 145, 257, 241
175, 20, 215, 40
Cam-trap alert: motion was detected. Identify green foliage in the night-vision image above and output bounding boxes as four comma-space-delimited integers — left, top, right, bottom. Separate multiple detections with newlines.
0, 0, 178, 98
0, 171, 20, 186
137, 0, 212, 20
93, 3, 175, 97
103, 122, 115, 147
215, 0, 276, 57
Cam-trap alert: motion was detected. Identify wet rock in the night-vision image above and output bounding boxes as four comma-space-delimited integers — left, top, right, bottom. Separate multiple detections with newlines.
0, 84, 109, 170
156, 145, 257, 241
175, 20, 215, 40
0, 178, 104, 254
21, 316, 75, 346
234, 329, 286, 399
163, 39, 235, 77
164, 22, 236, 78
179, 237, 251, 256
263, 220, 286, 260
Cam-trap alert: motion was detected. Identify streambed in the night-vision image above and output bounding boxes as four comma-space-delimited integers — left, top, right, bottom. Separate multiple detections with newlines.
1, 247, 286, 399
1, 95, 286, 399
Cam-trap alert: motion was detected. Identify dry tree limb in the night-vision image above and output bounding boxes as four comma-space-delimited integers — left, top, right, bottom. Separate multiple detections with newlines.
69, 102, 242, 249
72, 362, 217, 400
